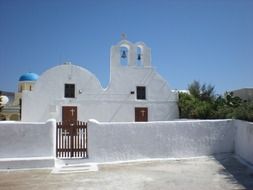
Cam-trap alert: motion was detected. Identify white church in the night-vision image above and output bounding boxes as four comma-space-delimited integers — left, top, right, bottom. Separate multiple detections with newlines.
20, 39, 179, 122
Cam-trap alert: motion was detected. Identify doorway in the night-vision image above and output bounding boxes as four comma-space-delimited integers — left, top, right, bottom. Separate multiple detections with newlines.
62, 106, 77, 122
135, 107, 148, 122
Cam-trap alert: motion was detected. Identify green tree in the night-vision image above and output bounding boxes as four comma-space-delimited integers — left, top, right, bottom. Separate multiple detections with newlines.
178, 92, 194, 118
179, 81, 216, 119
188, 80, 215, 102
178, 81, 253, 121
223, 91, 242, 108
214, 92, 252, 120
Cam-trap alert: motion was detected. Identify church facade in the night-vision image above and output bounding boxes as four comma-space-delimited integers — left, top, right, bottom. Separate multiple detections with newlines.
21, 40, 179, 122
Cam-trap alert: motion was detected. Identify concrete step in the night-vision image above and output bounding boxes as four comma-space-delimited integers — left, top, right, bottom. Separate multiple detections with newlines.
52, 163, 98, 174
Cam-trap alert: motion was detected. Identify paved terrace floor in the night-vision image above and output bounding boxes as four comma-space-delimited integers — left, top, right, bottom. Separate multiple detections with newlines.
0, 154, 253, 190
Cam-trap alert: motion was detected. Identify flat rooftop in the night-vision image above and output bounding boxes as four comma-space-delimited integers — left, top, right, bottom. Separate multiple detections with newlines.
0, 154, 253, 190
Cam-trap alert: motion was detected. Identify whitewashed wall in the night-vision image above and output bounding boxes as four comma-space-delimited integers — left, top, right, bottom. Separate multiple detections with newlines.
22, 40, 178, 122
0, 120, 56, 158
22, 63, 178, 122
88, 120, 235, 162
235, 120, 253, 165
1, 119, 253, 169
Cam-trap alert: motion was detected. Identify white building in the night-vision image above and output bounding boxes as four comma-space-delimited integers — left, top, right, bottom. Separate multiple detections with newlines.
21, 40, 178, 122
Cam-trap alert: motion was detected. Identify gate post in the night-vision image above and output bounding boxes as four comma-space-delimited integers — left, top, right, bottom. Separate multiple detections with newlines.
48, 119, 57, 159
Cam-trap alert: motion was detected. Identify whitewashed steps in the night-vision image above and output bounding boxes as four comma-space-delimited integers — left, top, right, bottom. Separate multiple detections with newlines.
52, 164, 98, 174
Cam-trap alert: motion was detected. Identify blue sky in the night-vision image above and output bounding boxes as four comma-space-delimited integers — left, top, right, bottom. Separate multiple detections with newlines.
0, 0, 252, 94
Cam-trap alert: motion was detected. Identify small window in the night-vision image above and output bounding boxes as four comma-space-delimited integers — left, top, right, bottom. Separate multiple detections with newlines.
136, 86, 146, 100
65, 84, 75, 98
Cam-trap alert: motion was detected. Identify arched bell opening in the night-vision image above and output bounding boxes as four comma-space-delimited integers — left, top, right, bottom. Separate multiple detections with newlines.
120, 46, 129, 66
136, 46, 143, 66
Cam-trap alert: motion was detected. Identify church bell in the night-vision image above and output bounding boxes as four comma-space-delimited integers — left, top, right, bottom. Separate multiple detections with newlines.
137, 54, 141, 60
121, 50, 127, 59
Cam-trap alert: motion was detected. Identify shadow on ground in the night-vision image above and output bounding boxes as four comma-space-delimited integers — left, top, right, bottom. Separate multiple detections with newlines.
214, 154, 253, 190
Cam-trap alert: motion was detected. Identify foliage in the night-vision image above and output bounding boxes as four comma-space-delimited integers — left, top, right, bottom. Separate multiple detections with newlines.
179, 81, 216, 119
188, 80, 215, 102
178, 81, 253, 122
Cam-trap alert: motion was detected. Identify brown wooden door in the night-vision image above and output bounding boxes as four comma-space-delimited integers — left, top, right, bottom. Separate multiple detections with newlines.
62, 106, 77, 122
135, 107, 148, 122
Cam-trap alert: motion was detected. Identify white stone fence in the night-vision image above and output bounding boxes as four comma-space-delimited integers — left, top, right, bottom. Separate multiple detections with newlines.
0, 120, 56, 169
0, 119, 252, 169
88, 119, 236, 162
234, 120, 253, 165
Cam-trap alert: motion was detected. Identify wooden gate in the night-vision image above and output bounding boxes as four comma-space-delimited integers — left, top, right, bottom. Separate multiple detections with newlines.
56, 121, 88, 158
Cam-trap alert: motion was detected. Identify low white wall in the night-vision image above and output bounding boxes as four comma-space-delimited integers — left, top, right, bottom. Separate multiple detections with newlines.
88, 120, 235, 162
235, 120, 253, 165
1, 118, 252, 169
0, 120, 56, 159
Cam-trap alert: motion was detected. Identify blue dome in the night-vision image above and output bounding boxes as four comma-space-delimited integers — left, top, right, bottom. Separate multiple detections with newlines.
19, 72, 39, 81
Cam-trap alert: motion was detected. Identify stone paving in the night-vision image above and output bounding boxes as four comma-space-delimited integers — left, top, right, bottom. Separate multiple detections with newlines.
0, 154, 253, 190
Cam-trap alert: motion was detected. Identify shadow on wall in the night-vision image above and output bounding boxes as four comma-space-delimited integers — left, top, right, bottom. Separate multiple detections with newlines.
214, 154, 253, 189
213, 120, 253, 189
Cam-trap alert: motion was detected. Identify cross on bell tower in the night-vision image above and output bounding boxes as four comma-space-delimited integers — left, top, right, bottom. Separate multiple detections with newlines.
121, 33, 127, 40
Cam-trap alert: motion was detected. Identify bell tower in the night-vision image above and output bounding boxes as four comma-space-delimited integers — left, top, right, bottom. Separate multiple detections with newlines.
110, 37, 152, 69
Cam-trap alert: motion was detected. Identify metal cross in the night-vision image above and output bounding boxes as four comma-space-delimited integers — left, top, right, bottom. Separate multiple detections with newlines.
70, 108, 75, 116
141, 110, 146, 117
121, 33, 127, 40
